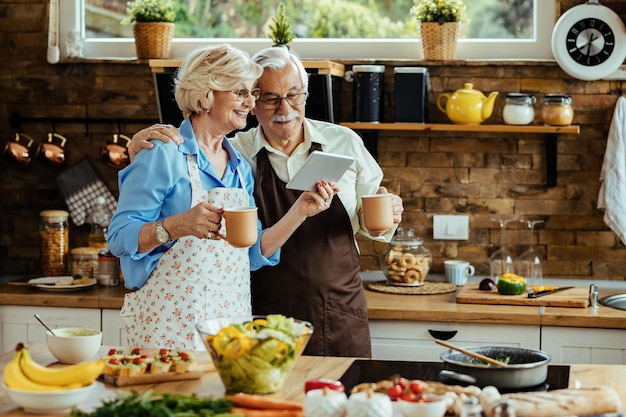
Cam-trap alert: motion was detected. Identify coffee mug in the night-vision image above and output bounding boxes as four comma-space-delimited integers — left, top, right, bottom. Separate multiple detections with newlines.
361, 193, 393, 234
37, 132, 67, 165
222, 206, 258, 248
444, 260, 475, 286
3, 132, 34, 166
101, 133, 131, 169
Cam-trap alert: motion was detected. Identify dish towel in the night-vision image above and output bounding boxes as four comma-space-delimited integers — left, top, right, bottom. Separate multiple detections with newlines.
598, 96, 626, 245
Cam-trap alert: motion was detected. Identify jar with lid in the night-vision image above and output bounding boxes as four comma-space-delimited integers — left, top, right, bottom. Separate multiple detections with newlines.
39, 210, 69, 276
542, 94, 573, 126
70, 247, 99, 280
502, 93, 536, 125
380, 227, 432, 286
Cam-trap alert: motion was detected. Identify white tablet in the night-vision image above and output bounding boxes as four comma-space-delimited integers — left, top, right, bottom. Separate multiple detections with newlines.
286, 151, 355, 191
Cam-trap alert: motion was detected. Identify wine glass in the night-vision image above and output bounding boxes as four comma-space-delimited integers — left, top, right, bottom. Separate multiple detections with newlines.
517, 219, 544, 287
490, 218, 516, 280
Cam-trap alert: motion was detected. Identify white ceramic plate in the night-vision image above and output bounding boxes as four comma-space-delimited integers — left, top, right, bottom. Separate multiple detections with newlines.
28, 276, 98, 292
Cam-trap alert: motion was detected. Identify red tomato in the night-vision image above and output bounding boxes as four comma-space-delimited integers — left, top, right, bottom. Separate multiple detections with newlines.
131, 347, 143, 355
160, 356, 171, 363
107, 358, 119, 364
386, 384, 404, 400
159, 348, 170, 356
179, 351, 191, 360
107, 348, 118, 355
392, 376, 410, 389
304, 378, 345, 393
401, 392, 417, 402
132, 357, 143, 364
409, 380, 424, 395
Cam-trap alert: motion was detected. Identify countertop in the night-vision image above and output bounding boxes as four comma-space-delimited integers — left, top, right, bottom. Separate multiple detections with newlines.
0, 343, 625, 416
1, 273, 625, 329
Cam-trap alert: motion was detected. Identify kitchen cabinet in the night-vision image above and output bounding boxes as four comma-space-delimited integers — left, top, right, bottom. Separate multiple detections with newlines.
369, 320, 541, 361
340, 122, 580, 187
541, 326, 626, 364
101, 309, 125, 346
0, 306, 100, 355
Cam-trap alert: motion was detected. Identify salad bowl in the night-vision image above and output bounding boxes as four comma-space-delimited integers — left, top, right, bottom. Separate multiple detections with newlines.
196, 315, 313, 394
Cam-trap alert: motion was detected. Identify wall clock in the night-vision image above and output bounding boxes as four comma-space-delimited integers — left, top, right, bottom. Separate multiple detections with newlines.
551, 0, 626, 81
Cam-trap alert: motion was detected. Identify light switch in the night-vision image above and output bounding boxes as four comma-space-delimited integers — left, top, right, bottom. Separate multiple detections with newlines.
433, 215, 469, 240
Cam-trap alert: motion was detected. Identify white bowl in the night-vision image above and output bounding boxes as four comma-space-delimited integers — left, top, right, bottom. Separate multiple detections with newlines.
2, 381, 97, 414
46, 327, 102, 364
397, 394, 449, 417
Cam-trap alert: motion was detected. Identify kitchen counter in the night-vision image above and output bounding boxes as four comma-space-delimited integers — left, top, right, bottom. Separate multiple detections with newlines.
1, 273, 625, 329
0, 343, 625, 416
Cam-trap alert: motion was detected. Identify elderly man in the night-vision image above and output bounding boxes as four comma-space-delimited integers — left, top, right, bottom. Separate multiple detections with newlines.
129, 45, 403, 357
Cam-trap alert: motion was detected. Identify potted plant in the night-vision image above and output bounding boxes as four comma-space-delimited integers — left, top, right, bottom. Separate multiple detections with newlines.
268, 3, 295, 47
121, 0, 177, 59
410, 0, 468, 60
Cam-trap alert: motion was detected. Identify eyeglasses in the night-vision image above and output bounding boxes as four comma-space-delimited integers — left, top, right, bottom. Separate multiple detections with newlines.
229, 88, 261, 101
257, 92, 309, 109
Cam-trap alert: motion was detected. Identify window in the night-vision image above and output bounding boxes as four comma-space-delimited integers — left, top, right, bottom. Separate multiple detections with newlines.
58, 0, 555, 61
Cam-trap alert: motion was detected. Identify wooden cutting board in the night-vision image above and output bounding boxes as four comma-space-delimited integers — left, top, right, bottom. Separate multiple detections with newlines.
456, 283, 589, 308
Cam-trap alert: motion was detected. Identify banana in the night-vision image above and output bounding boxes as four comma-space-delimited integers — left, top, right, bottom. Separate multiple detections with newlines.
3, 348, 69, 391
19, 344, 104, 387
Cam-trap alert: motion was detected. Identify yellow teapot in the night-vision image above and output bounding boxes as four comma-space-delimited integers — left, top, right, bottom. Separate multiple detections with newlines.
437, 83, 499, 125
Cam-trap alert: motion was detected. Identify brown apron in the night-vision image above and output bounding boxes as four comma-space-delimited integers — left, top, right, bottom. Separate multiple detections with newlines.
251, 145, 371, 357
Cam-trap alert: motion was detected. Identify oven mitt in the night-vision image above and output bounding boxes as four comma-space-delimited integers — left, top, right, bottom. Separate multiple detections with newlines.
55, 159, 117, 226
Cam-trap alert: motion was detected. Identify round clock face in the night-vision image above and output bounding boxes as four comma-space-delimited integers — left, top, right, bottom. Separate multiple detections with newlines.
552, 3, 626, 81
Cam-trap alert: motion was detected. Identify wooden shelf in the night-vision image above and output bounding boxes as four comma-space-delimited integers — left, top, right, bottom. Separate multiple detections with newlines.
340, 122, 581, 187
339, 122, 580, 134
149, 59, 345, 77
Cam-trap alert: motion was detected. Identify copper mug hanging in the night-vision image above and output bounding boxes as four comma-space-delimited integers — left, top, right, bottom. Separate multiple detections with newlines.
100, 133, 131, 169
37, 132, 67, 165
3, 132, 35, 166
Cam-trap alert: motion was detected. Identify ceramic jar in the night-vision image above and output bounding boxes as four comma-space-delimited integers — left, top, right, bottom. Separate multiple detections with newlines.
380, 227, 432, 286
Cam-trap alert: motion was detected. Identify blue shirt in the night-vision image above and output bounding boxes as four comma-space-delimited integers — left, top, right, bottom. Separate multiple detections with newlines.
107, 118, 279, 290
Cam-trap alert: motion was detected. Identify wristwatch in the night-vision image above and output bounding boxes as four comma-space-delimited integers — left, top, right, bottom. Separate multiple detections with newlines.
155, 219, 171, 244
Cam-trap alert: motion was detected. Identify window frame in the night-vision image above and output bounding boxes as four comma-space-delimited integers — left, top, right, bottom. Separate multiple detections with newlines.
59, 0, 556, 61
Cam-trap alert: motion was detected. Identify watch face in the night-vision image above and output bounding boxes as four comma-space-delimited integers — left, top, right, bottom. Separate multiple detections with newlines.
566, 18, 615, 66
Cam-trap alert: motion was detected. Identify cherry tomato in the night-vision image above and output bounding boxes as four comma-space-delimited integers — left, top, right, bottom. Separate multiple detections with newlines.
107, 358, 119, 364
401, 392, 417, 402
179, 351, 191, 360
131, 347, 143, 355
392, 376, 410, 390
107, 348, 118, 355
386, 384, 404, 400
159, 348, 170, 356
132, 357, 144, 364
409, 380, 424, 395
304, 378, 345, 393
160, 356, 171, 363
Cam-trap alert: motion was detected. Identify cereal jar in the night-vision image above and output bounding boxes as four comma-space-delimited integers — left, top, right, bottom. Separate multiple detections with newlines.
380, 227, 432, 286
39, 210, 69, 276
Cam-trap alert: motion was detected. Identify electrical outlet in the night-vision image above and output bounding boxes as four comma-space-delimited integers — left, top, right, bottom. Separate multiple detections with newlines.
433, 215, 469, 240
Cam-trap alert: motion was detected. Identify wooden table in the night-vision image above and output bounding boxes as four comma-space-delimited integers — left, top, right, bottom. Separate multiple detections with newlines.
1, 343, 625, 416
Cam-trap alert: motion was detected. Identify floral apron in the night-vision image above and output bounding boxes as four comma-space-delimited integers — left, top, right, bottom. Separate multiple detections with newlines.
120, 154, 251, 350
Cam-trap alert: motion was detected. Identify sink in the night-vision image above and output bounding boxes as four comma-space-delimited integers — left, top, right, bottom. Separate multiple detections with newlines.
599, 293, 626, 311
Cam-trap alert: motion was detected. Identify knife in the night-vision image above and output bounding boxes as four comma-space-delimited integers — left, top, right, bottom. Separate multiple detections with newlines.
528, 286, 575, 298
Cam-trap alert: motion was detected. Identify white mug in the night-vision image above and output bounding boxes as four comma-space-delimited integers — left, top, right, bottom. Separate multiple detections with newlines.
444, 260, 475, 286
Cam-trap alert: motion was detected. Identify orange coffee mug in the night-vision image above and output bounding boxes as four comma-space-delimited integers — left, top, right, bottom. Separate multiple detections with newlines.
222, 207, 258, 248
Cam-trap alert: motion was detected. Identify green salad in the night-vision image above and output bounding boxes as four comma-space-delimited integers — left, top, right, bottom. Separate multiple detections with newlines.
204, 315, 311, 394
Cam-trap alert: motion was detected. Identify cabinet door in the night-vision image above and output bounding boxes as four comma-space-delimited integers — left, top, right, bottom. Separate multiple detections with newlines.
369, 320, 540, 361
541, 326, 626, 364
0, 306, 101, 355
101, 309, 125, 346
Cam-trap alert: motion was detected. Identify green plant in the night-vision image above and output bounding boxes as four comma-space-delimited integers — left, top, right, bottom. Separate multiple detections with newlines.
410, 0, 468, 25
268, 3, 295, 46
121, 0, 177, 25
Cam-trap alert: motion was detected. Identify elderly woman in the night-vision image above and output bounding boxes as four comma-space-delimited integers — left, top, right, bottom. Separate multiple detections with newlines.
107, 44, 337, 350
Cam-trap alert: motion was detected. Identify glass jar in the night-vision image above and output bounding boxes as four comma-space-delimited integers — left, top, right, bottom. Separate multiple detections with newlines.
542, 94, 573, 126
97, 249, 120, 286
39, 210, 69, 276
70, 247, 99, 280
502, 93, 536, 125
380, 227, 432, 286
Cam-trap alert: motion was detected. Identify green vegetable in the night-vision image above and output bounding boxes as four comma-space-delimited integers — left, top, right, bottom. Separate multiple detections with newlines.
496, 273, 527, 295
71, 389, 239, 417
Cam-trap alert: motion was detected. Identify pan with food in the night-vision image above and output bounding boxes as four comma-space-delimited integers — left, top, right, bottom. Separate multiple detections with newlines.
440, 346, 551, 390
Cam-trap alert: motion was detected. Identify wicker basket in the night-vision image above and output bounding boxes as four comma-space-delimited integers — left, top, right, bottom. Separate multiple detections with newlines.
418, 22, 460, 61
133, 22, 175, 59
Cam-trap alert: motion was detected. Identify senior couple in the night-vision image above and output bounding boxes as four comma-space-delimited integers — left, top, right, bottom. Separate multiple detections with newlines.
107, 44, 403, 357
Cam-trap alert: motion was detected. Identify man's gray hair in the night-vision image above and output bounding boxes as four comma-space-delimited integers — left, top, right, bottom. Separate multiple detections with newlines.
250, 45, 309, 91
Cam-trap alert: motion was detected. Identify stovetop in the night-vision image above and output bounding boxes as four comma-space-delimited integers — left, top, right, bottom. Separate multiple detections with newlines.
339, 360, 570, 394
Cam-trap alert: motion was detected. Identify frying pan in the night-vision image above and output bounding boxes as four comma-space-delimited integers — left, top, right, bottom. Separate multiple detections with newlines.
440, 346, 551, 389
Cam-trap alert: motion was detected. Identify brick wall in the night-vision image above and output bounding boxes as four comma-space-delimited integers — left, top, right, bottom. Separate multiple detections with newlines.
1, 0, 625, 281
